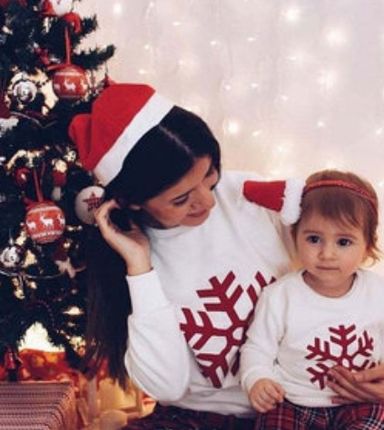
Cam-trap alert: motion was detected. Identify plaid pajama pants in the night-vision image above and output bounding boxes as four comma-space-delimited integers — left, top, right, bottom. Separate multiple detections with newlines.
253, 400, 384, 430
121, 404, 254, 430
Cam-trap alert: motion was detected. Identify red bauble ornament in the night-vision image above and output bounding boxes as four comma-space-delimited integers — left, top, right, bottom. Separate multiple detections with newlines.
14, 166, 31, 187
25, 202, 66, 244
52, 65, 88, 100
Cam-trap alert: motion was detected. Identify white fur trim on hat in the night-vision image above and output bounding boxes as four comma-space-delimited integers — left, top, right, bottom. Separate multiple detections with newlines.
280, 177, 305, 225
94, 92, 174, 185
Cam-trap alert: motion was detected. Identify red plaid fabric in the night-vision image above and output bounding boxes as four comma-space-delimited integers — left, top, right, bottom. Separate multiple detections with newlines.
122, 404, 254, 430
253, 400, 384, 430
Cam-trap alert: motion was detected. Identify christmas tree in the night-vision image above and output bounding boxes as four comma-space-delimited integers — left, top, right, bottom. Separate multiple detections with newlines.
0, 0, 114, 380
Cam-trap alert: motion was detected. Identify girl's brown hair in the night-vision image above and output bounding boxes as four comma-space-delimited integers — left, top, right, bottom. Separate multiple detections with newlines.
292, 170, 380, 262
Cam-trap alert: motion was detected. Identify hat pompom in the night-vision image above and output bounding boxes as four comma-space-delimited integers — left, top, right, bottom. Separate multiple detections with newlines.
243, 177, 305, 225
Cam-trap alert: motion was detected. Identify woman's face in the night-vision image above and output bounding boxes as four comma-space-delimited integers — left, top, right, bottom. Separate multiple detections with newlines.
137, 156, 219, 228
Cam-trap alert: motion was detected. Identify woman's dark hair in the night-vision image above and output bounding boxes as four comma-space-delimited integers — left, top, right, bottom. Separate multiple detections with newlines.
84, 106, 221, 387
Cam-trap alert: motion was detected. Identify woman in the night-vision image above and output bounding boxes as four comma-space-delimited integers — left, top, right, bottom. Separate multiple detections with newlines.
329, 365, 384, 404
69, 82, 303, 429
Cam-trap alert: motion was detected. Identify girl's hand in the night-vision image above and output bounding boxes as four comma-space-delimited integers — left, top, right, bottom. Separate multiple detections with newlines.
328, 365, 384, 404
248, 378, 285, 413
94, 199, 151, 275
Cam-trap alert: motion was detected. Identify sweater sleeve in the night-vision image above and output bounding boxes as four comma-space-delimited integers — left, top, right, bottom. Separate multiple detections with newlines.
124, 270, 191, 402
240, 285, 285, 393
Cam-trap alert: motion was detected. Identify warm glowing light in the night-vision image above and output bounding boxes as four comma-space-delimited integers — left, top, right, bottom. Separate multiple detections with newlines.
318, 70, 337, 91
287, 50, 306, 67
375, 128, 383, 136
172, 21, 181, 27
269, 169, 282, 177
317, 120, 325, 128
138, 68, 149, 75
210, 40, 219, 47
284, 7, 301, 23
326, 28, 347, 47
325, 159, 343, 169
64, 306, 83, 316
20, 323, 62, 352
224, 119, 241, 135
112, 2, 122, 16
252, 130, 262, 137
184, 104, 202, 115
275, 143, 291, 154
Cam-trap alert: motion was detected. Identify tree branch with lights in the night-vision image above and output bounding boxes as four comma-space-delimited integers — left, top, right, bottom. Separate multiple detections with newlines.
0, 0, 114, 381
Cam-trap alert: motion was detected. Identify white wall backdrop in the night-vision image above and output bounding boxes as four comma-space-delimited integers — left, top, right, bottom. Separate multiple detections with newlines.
77, 0, 384, 269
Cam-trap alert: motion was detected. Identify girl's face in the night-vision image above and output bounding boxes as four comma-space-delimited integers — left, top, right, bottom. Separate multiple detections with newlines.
296, 212, 368, 297
136, 156, 219, 228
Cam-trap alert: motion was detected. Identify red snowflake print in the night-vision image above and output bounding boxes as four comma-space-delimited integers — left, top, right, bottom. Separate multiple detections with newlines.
180, 270, 275, 388
306, 324, 376, 389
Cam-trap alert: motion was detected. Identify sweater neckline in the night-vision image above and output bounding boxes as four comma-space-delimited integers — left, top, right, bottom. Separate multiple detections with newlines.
145, 202, 218, 240
146, 224, 195, 240
298, 269, 361, 302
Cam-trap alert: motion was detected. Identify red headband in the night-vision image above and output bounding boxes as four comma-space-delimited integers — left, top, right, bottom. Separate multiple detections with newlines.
303, 179, 377, 212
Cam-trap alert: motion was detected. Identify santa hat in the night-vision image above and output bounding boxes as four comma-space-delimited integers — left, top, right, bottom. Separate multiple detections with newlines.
243, 178, 305, 225
69, 83, 174, 186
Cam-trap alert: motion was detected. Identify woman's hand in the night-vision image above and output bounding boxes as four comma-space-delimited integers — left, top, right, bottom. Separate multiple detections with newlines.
94, 199, 152, 276
327, 364, 384, 404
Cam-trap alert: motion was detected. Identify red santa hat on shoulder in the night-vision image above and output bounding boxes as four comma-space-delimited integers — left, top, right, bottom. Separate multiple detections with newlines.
243, 178, 305, 225
68, 83, 174, 186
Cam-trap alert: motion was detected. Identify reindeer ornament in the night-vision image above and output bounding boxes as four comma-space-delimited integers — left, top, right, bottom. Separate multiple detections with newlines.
25, 202, 66, 244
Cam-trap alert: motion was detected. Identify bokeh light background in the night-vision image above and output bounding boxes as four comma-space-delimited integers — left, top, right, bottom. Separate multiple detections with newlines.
78, 0, 384, 271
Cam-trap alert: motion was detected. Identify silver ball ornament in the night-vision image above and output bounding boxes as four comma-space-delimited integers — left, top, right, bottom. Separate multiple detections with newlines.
0, 244, 25, 269
12, 78, 37, 104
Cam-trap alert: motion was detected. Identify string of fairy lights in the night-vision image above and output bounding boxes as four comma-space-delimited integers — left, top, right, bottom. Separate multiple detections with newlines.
77, 0, 384, 265
23, 0, 384, 349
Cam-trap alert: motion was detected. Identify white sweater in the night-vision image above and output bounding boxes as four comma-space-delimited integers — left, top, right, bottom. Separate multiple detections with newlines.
124, 171, 293, 416
240, 269, 384, 407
